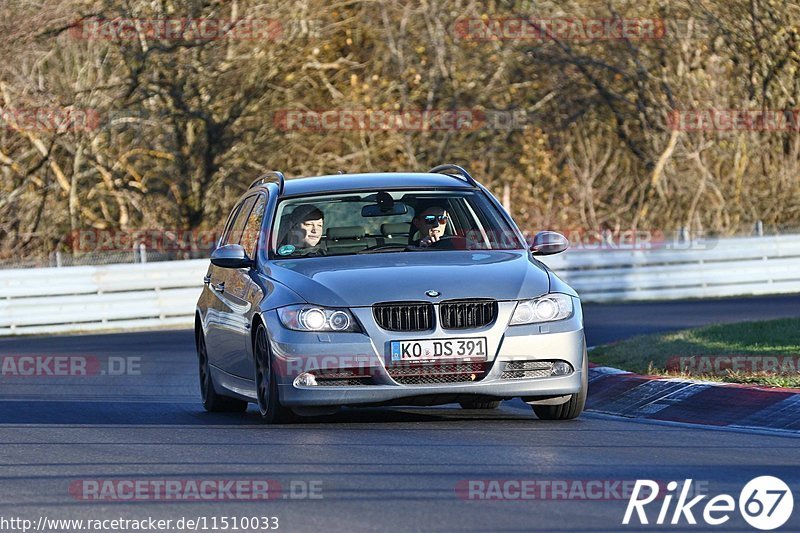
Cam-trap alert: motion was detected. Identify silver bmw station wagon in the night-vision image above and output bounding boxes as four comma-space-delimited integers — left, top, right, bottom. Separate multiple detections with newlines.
195, 165, 586, 423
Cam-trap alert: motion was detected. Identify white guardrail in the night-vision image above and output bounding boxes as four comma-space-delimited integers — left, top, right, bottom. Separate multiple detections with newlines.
1, 234, 800, 336
0, 261, 209, 336
539, 233, 800, 302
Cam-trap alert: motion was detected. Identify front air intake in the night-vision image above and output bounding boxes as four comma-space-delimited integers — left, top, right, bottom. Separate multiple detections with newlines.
387, 362, 487, 385
439, 299, 497, 329
373, 301, 434, 332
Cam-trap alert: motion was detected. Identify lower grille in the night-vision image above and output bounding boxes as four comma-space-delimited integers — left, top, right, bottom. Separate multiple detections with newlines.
388, 362, 487, 385
440, 299, 497, 329
373, 301, 434, 331
312, 368, 374, 386
313, 378, 372, 386
501, 360, 553, 379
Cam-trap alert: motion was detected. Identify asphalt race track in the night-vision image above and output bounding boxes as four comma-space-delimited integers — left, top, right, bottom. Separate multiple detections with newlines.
583, 293, 800, 345
1, 295, 799, 531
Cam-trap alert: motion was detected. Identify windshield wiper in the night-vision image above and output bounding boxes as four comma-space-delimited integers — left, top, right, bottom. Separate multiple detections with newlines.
357, 246, 409, 254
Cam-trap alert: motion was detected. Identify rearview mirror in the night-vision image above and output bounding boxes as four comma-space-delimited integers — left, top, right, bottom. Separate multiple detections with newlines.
361, 203, 408, 217
531, 231, 569, 256
211, 244, 254, 269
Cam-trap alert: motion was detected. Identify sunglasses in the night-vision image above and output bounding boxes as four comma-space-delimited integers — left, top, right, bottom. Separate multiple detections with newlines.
422, 214, 448, 225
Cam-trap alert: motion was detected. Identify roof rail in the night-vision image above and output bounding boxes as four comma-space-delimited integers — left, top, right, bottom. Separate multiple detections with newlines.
249, 171, 285, 195
428, 164, 478, 187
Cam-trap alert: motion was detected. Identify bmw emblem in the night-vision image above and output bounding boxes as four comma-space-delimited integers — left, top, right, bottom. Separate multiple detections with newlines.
425, 290, 441, 298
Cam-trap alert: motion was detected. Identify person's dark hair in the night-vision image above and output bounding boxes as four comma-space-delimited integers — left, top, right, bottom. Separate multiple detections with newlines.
290, 204, 324, 226
413, 199, 448, 217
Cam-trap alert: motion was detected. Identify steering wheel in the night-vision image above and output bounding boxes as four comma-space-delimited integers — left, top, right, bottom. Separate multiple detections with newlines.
424, 235, 467, 250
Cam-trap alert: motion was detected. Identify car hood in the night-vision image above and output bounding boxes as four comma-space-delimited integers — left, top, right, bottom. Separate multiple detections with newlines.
265, 251, 550, 307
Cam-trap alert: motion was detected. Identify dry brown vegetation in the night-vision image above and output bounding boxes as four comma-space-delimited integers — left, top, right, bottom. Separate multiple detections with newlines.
1, 0, 799, 260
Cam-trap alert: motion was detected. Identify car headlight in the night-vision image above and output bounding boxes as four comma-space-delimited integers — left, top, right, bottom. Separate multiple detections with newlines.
510, 294, 573, 325
277, 305, 360, 332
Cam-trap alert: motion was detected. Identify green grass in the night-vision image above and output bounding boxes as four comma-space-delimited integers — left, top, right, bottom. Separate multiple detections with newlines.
589, 318, 800, 387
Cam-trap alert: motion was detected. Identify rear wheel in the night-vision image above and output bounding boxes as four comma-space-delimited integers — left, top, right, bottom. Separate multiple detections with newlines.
197, 330, 248, 413
531, 347, 588, 421
254, 324, 294, 424
459, 400, 501, 410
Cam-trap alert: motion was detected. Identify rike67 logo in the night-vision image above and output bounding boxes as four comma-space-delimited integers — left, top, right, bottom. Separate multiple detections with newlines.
624, 477, 794, 530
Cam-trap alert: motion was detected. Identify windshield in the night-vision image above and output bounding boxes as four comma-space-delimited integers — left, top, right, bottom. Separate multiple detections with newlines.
270, 190, 524, 258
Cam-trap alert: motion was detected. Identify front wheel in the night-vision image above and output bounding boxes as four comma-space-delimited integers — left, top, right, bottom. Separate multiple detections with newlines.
254, 324, 294, 424
531, 347, 588, 421
197, 330, 248, 413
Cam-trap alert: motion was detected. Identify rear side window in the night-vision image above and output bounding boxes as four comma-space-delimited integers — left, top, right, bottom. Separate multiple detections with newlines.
219, 205, 242, 247
223, 196, 257, 246
240, 195, 268, 257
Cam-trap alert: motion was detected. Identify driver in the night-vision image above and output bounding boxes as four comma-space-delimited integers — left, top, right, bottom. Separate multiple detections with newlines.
411, 203, 449, 247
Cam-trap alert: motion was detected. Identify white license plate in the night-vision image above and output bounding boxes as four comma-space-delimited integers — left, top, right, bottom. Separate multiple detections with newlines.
389, 338, 487, 363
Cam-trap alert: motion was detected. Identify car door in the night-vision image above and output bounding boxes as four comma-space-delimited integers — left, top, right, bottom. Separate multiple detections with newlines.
206, 195, 257, 372
222, 193, 268, 378
203, 199, 244, 362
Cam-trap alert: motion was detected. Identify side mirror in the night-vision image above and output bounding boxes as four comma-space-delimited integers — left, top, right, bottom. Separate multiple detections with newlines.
211, 244, 254, 269
531, 231, 569, 256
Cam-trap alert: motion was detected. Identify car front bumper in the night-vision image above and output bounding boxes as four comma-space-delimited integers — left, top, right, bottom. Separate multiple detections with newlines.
264, 303, 586, 408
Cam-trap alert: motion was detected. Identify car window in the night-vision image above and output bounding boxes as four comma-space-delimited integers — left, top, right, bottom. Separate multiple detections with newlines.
219, 203, 242, 247
270, 190, 523, 258
223, 195, 257, 246
240, 194, 268, 257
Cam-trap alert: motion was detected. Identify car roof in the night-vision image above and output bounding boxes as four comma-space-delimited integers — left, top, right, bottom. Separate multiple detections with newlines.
259, 172, 478, 198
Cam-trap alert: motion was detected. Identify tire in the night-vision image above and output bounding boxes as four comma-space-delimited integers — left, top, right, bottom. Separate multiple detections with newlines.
459, 400, 501, 410
254, 324, 295, 424
197, 330, 248, 413
531, 346, 588, 421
